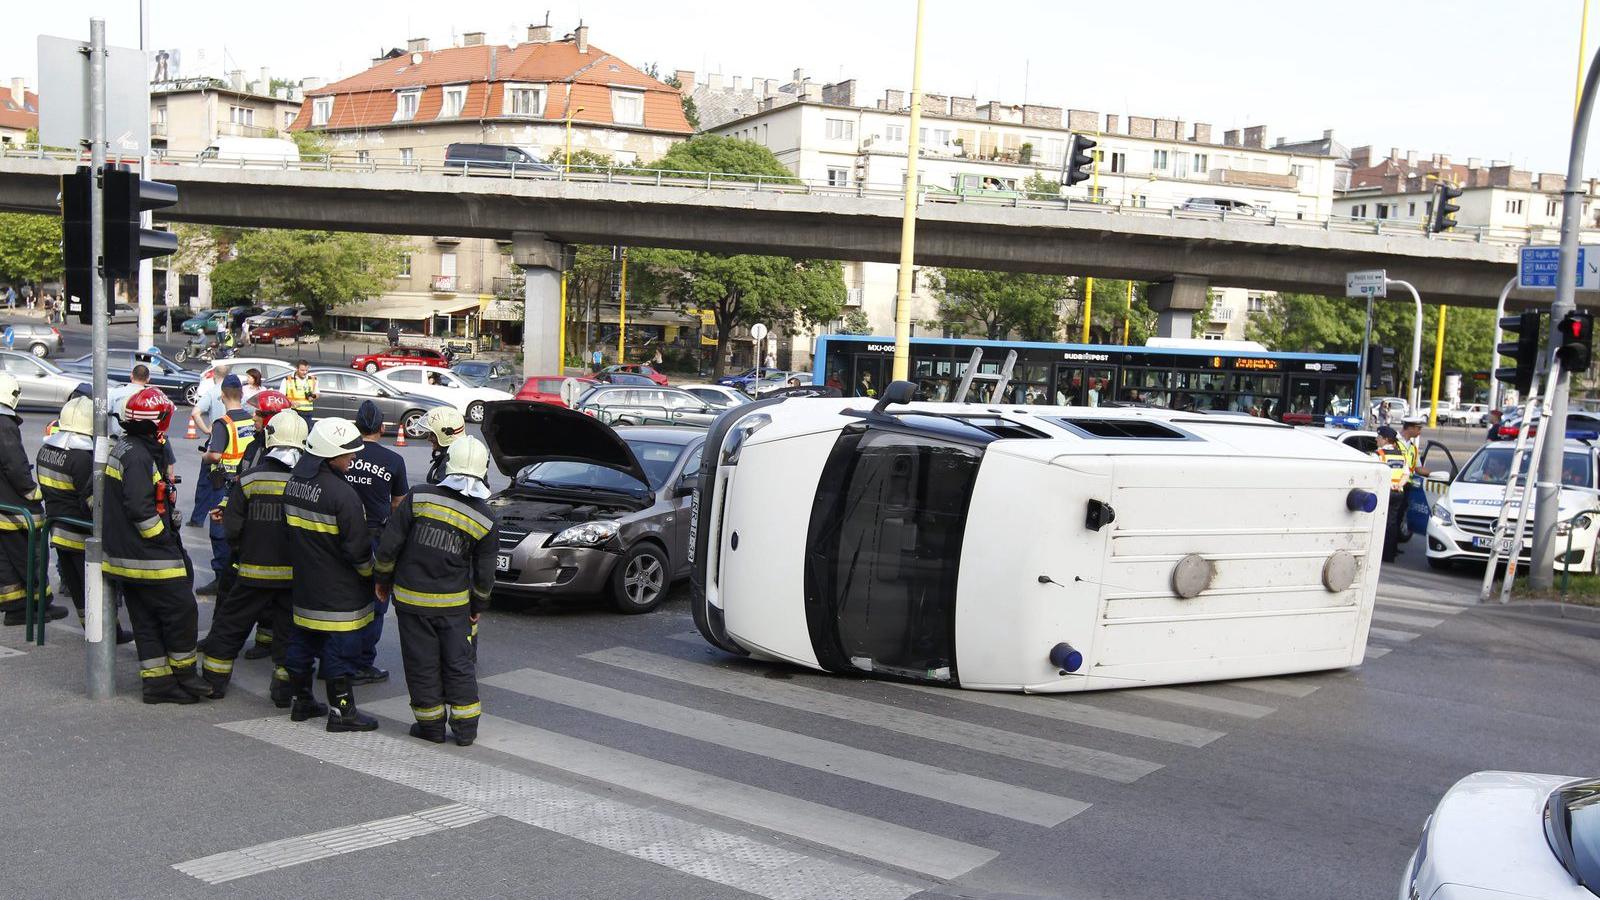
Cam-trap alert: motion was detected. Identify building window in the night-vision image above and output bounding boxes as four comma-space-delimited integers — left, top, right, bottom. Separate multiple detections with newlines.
917, 127, 952, 147
611, 89, 644, 125
1132, 194, 1148, 208
394, 90, 420, 121
506, 83, 545, 116
1045, 137, 1067, 166
1152, 149, 1169, 170
1506, 199, 1524, 214
826, 167, 850, 187
1350, 204, 1367, 219
1201, 331, 1223, 341
356, 149, 370, 164
1548, 199, 1561, 217
399, 147, 414, 165
229, 106, 254, 125
1088, 185, 1105, 202
283, 110, 295, 129
312, 97, 332, 127
825, 118, 854, 140
398, 253, 412, 277
1376, 204, 1389, 220
1291, 164, 1307, 182
1109, 151, 1126, 174
154, 105, 167, 124
1193, 153, 1208, 174
884, 124, 904, 142
1247, 293, 1267, 313
442, 85, 467, 118
1408, 202, 1417, 217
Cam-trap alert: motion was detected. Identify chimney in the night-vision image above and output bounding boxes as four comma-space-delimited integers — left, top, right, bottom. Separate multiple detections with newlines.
793, 68, 806, 83
674, 69, 695, 91
527, 21, 553, 43
1241, 125, 1267, 148
1350, 145, 1371, 166
1105, 113, 1120, 135
1405, 149, 1417, 165
463, 31, 485, 47
10, 78, 24, 104
1191, 122, 1211, 143
1322, 128, 1334, 140
574, 24, 589, 54
949, 95, 976, 117
229, 69, 245, 92
883, 88, 905, 110
407, 37, 429, 53
1467, 157, 1481, 169
731, 75, 742, 91
301, 76, 324, 91
708, 73, 725, 91
258, 67, 271, 95
823, 80, 859, 107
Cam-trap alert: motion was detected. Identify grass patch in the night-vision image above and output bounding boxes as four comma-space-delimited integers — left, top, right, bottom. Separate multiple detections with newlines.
1513, 573, 1600, 605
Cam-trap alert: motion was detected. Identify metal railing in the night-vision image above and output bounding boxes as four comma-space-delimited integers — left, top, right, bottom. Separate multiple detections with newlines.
430, 274, 458, 293
0, 502, 47, 647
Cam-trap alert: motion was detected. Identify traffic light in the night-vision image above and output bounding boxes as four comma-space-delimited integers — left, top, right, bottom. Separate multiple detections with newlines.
1064, 133, 1097, 187
1557, 310, 1595, 373
1430, 182, 1463, 233
60, 167, 93, 321
1496, 310, 1543, 395
101, 164, 178, 280
1365, 344, 1397, 390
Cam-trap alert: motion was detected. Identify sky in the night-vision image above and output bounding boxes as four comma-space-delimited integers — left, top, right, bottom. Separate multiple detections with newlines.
4, 0, 1592, 174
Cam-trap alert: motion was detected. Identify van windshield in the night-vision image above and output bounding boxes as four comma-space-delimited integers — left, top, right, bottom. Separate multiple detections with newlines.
1459, 446, 1593, 488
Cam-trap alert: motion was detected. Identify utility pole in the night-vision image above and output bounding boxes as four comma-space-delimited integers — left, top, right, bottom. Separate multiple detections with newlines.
84, 18, 116, 698
137, 0, 154, 352
891, 0, 926, 383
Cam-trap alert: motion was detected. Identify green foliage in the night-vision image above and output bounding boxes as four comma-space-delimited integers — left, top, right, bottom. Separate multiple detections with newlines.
1022, 172, 1060, 199
1191, 289, 1214, 338
290, 130, 329, 160
664, 73, 699, 130
840, 309, 872, 334
543, 148, 615, 171
646, 135, 796, 181
933, 268, 1067, 341
1072, 278, 1155, 344
0, 213, 63, 284
210, 230, 403, 321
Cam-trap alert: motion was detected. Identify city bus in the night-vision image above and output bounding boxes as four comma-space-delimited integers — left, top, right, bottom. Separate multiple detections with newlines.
811, 334, 1363, 425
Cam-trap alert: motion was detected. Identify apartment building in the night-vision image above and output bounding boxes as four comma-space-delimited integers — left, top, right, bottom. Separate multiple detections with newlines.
689, 71, 1344, 343
151, 70, 304, 159
290, 22, 694, 344
0, 77, 37, 147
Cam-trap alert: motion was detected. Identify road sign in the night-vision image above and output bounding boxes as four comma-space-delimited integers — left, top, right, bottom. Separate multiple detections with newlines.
749, 323, 769, 341
560, 377, 585, 408
37, 35, 150, 155
1345, 270, 1387, 298
1518, 245, 1600, 290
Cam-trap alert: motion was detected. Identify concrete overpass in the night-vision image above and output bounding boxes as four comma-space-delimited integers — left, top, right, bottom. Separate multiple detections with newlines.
0, 155, 1538, 373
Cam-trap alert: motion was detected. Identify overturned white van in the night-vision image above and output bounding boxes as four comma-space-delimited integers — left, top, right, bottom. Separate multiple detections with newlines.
690, 383, 1391, 693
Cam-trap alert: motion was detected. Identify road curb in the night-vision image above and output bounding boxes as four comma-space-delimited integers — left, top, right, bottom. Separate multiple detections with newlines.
1479, 600, 1600, 623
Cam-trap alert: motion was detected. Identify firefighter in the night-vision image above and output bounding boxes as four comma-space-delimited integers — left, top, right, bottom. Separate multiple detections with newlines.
281, 417, 379, 731
422, 406, 466, 485
198, 410, 309, 704
237, 389, 292, 660
35, 395, 132, 642
199, 375, 255, 600
106, 387, 204, 704
0, 373, 61, 626
376, 436, 498, 746
284, 359, 318, 420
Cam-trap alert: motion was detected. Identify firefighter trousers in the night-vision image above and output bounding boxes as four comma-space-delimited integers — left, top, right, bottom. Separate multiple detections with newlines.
54, 546, 85, 613
397, 611, 479, 734
201, 585, 290, 680
0, 527, 47, 613
120, 576, 200, 689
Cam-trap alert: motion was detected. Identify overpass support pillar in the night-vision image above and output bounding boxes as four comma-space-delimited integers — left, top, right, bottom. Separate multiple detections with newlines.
512, 232, 565, 379
1147, 275, 1209, 339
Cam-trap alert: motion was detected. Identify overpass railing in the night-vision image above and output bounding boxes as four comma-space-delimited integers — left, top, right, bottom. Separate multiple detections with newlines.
0, 146, 1556, 249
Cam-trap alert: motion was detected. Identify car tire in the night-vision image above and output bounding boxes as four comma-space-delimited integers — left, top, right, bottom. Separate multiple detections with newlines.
364, 362, 379, 373
183, 384, 199, 406
610, 542, 669, 614
1427, 555, 1452, 571
400, 410, 427, 438
465, 400, 486, 424
28, 343, 48, 359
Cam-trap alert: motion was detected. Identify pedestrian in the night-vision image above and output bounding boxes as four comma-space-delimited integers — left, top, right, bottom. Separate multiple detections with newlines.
1376, 426, 1409, 563
4, 285, 15, 309
234, 389, 294, 661
35, 396, 132, 642
387, 321, 400, 347
21, 283, 34, 309
197, 375, 255, 600
1399, 416, 1432, 477
281, 417, 380, 732
242, 368, 264, 403
0, 374, 65, 626
1486, 408, 1505, 441
422, 406, 466, 485
197, 410, 308, 703
344, 400, 408, 685
186, 364, 229, 528
376, 436, 498, 746
284, 359, 318, 421
105, 387, 205, 704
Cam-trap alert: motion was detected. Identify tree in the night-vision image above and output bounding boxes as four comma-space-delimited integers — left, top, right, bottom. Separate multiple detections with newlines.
642, 62, 699, 130
210, 230, 403, 324
0, 213, 62, 285
932, 268, 1067, 340
647, 134, 797, 182
1065, 278, 1156, 344
1022, 172, 1061, 200
543, 148, 615, 171
839, 309, 872, 334
289, 130, 329, 161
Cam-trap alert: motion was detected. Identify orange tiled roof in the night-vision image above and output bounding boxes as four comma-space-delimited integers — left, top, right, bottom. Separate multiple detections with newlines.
0, 86, 38, 131
291, 39, 691, 134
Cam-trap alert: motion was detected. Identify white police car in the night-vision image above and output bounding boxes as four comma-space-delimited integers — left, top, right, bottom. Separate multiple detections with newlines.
1425, 439, 1600, 572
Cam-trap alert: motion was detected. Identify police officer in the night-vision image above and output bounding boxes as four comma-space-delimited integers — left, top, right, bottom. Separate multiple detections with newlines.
198, 411, 309, 703
376, 436, 498, 746
35, 396, 132, 642
422, 406, 466, 485
284, 359, 318, 421
1376, 426, 1409, 563
199, 375, 255, 600
1399, 415, 1432, 477
282, 418, 379, 732
107, 387, 204, 704
237, 389, 292, 660
344, 400, 408, 685
0, 373, 62, 626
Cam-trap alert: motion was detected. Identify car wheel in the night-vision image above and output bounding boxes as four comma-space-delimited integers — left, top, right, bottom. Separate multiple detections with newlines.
28, 343, 48, 359
611, 542, 668, 614
400, 410, 428, 438
364, 362, 379, 373
183, 384, 199, 406
465, 400, 486, 424
1427, 555, 1452, 571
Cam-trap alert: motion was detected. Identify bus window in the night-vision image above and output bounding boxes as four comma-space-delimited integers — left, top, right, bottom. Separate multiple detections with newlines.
824, 352, 850, 393
852, 356, 888, 398
1288, 377, 1324, 416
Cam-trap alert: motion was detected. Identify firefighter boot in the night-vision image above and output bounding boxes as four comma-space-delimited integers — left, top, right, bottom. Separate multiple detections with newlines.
450, 716, 478, 748
172, 661, 215, 700
269, 666, 294, 709
142, 674, 199, 705
288, 671, 327, 722
200, 669, 230, 700
408, 721, 447, 744
325, 677, 379, 733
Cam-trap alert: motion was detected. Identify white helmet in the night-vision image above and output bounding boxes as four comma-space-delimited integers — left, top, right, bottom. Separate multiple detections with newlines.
265, 409, 308, 450
58, 395, 94, 436
425, 406, 466, 446
305, 417, 363, 459
0, 373, 18, 410
444, 435, 490, 480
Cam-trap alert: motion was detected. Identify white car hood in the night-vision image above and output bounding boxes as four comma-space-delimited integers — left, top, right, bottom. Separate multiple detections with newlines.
1426, 771, 1590, 899
1447, 481, 1584, 520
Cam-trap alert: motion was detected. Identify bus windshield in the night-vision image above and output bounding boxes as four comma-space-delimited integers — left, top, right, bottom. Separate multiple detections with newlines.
1458, 446, 1593, 489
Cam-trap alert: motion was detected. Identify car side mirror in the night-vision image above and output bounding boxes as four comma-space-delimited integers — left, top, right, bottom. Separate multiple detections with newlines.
1426, 469, 1453, 485
675, 473, 696, 497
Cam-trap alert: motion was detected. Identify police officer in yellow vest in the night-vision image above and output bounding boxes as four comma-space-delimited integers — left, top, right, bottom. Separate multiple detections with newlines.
200, 375, 255, 601
285, 359, 318, 420
1376, 426, 1410, 563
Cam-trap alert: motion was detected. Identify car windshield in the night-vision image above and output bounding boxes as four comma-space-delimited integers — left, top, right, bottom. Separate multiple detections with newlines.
1459, 446, 1593, 488
516, 439, 683, 492
1545, 779, 1600, 894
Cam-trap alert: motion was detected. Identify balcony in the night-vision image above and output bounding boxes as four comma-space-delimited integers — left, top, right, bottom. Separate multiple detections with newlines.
431, 275, 458, 293
492, 276, 523, 298
216, 120, 273, 139
1209, 305, 1235, 322
150, 121, 168, 138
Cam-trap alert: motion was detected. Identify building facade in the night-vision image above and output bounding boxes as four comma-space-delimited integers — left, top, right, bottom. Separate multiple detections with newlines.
151, 71, 304, 160
0, 77, 38, 147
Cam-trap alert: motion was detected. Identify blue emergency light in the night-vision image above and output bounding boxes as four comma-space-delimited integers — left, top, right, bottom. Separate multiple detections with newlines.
1049, 642, 1084, 674
1346, 489, 1379, 513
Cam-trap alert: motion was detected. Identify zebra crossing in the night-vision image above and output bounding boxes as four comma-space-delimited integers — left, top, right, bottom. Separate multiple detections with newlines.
195, 592, 1466, 899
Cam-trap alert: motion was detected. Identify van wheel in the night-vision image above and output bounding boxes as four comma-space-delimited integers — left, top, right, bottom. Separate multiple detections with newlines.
611, 543, 668, 614
466, 401, 486, 423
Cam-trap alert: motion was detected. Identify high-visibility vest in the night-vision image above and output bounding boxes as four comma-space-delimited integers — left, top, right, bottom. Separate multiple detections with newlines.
285, 375, 317, 412
1378, 446, 1409, 490
219, 408, 257, 474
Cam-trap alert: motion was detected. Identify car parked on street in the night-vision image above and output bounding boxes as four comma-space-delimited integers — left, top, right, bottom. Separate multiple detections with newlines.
482, 401, 706, 614
351, 345, 451, 373
1426, 438, 1600, 572
247, 318, 304, 343
181, 309, 228, 334
443, 142, 560, 176
1442, 403, 1490, 426
452, 359, 519, 392
200, 357, 295, 387
60, 347, 201, 405
514, 375, 598, 407
1, 322, 65, 358
598, 363, 669, 386
374, 365, 513, 423
263, 367, 449, 437
575, 385, 721, 428
1495, 409, 1600, 441
243, 305, 314, 330
0, 351, 87, 409
679, 383, 753, 409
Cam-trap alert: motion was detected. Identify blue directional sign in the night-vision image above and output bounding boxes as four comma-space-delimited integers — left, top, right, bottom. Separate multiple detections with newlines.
1519, 245, 1600, 290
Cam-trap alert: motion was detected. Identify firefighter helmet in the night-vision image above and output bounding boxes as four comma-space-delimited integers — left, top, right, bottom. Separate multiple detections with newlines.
305, 417, 363, 459
444, 435, 490, 480
121, 386, 175, 434
0, 373, 19, 410
424, 406, 466, 447
264, 409, 308, 450
58, 395, 94, 436
248, 389, 292, 422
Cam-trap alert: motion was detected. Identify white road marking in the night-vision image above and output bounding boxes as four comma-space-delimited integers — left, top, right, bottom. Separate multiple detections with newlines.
365, 698, 996, 881
1365, 646, 1392, 658
1368, 626, 1421, 643
888, 681, 1225, 748
484, 668, 1087, 827
1375, 596, 1468, 615
582, 648, 1160, 783
174, 804, 493, 884
1225, 678, 1321, 699
221, 717, 919, 900
1124, 687, 1276, 719
1371, 609, 1446, 629
0, 644, 25, 658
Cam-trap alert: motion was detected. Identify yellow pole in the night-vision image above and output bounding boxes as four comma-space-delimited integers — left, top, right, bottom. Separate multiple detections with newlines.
1081, 278, 1094, 343
891, 0, 927, 383
1122, 281, 1133, 345
1580, 0, 1593, 117
558, 272, 568, 372
564, 107, 584, 169
1428, 306, 1448, 429
617, 248, 628, 362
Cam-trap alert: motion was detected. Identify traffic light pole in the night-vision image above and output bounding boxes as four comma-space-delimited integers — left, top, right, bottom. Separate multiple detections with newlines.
83, 18, 116, 698
136, 0, 154, 353
1533, 43, 1600, 591
1487, 276, 1517, 412
1357, 295, 1374, 422
1385, 279, 1424, 412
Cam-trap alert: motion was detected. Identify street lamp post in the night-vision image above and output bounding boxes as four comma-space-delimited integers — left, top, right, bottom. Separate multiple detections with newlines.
564, 107, 586, 171
1487, 276, 1518, 412
1385, 278, 1424, 412
891, 0, 927, 383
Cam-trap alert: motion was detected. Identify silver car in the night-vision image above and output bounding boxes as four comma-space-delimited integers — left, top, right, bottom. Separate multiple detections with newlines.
576, 384, 720, 428
2, 322, 65, 358
482, 401, 706, 614
0, 351, 85, 410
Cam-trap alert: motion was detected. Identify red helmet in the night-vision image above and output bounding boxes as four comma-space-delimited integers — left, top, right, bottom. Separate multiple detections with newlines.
121, 386, 175, 434
250, 389, 292, 421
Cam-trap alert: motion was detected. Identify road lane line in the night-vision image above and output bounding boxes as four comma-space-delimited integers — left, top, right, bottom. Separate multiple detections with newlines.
363, 698, 995, 881
1375, 596, 1468, 615
1365, 646, 1392, 658
582, 648, 1160, 783
1225, 678, 1321, 699
888, 681, 1225, 747
1123, 687, 1276, 719
220, 717, 919, 900
484, 668, 1088, 827
1371, 609, 1446, 629
1368, 626, 1421, 643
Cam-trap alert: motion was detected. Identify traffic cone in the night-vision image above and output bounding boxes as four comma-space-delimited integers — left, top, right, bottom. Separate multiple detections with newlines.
395, 426, 406, 447
184, 418, 197, 440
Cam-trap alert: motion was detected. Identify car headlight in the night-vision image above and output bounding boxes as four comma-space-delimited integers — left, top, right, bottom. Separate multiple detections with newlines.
550, 521, 620, 548
1431, 502, 1453, 527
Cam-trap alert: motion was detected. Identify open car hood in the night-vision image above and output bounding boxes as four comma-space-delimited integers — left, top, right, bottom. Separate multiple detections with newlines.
480, 400, 649, 484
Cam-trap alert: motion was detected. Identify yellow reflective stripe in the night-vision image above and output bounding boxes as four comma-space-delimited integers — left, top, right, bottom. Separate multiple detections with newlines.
136, 516, 164, 539
38, 474, 75, 491
292, 612, 374, 632
242, 481, 286, 497
103, 562, 187, 580
169, 654, 196, 669
0, 584, 24, 601
139, 665, 173, 679
285, 514, 339, 534
373, 558, 395, 574
0, 522, 27, 532
105, 461, 123, 480
415, 503, 489, 540
393, 585, 469, 607
238, 564, 293, 580
201, 655, 234, 674
355, 563, 373, 578
449, 702, 481, 719
51, 532, 87, 550
412, 704, 446, 722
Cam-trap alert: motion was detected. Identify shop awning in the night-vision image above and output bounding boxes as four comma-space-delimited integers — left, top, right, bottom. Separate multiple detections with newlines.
337, 295, 482, 320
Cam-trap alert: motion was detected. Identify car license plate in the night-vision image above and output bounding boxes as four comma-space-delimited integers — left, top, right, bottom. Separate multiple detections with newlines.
495, 554, 511, 572
1471, 536, 1493, 550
